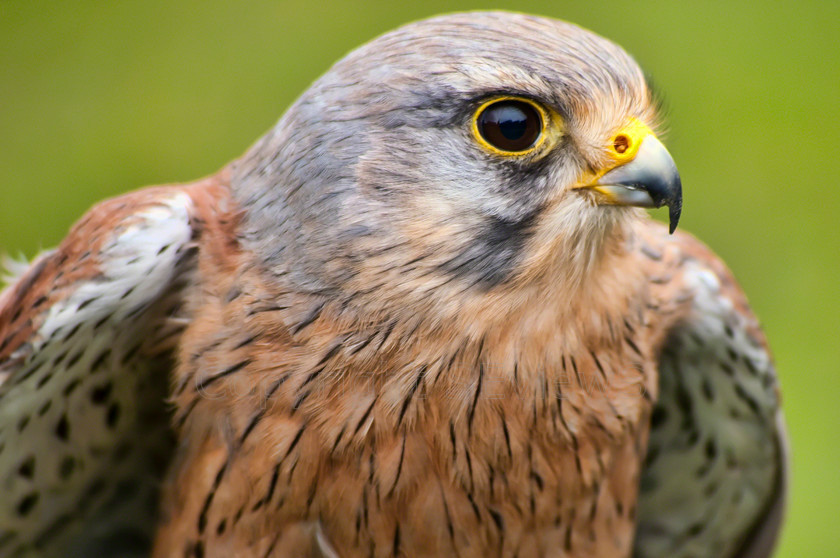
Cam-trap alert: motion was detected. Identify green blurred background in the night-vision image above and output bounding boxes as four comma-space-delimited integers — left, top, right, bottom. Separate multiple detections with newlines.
1, 1, 837, 555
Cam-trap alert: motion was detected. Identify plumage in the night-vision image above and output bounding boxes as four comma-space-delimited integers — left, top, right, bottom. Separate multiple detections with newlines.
0, 11, 784, 558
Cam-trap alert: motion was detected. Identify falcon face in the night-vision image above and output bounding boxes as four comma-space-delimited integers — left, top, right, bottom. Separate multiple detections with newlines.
0, 11, 784, 558
236, 13, 681, 313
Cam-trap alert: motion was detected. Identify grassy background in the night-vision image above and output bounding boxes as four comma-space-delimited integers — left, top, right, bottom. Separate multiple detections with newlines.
1, 1, 837, 555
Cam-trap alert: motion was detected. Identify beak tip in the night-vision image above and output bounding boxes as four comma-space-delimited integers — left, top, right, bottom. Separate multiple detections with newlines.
668, 201, 682, 234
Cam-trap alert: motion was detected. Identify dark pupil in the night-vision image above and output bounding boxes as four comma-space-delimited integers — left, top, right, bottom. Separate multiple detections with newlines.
478, 101, 541, 152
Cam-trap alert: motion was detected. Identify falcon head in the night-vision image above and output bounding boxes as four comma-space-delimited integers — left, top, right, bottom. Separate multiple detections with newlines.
234, 12, 681, 315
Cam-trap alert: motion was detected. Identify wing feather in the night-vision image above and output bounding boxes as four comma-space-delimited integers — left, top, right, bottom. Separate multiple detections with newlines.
634, 225, 786, 558
0, 174, 229, 557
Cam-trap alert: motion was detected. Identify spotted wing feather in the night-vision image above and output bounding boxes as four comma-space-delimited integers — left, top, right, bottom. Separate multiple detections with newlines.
634, 228, 786, 558
0, 177, 227, 557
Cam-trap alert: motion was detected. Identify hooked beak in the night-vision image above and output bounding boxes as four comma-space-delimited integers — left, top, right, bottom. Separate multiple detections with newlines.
576, 122, 683, 233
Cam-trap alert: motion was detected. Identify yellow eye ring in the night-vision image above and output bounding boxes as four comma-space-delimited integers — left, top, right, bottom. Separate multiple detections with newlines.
471, 96, 552, 156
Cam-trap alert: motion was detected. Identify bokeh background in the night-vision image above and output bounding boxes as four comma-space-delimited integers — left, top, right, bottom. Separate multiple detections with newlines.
1, 1, 837, 555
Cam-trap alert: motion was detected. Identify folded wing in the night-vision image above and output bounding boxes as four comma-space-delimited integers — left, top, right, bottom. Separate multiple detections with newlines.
634, 226, 786, 558
0, 176, 228, 557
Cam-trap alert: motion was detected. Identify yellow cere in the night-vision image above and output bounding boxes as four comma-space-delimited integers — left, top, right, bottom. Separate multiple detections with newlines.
470, 96, 563, 158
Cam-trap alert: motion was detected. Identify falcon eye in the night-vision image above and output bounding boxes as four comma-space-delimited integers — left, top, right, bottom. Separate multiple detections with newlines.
473, 97, 546, 155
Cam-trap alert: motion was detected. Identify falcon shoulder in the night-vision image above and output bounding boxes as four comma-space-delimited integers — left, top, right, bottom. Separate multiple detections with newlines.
0, 173, 231, 557
633, 222, 786, 558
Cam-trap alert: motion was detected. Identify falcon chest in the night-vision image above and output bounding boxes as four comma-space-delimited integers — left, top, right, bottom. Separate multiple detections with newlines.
161, 280, 657, 558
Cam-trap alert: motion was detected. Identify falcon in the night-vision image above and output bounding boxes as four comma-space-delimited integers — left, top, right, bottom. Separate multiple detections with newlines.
0, 11, 786, 558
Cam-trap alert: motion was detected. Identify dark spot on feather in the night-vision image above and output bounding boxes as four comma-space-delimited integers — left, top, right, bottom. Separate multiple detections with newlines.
349, 333, 375, 355
216, 518, 227, 536
36, 370, 54, 388
331, 424, 347, 454
59, 377, 76, 397
65, 350, 83, 368
501, 415, 513, 460
280, 424, 307, 464
467, 492, 482, 523
467, 364, 484, 436
55, 414, 69, 441
18, 456, 35, 479
225, 286, 241, 303
316, 342, 343, 367
291, 389, 312, 412
353, 400, 376, 438
198, 461, 229, 534
397, 365, 426, 426
531, 470, 544, 491
93, 312, 113, 330
62, 322, 82, 341
734, 383, 762, 416
489, 507, 504, 531
239, 410, 266, 446
704, 482, 719, 497
377, 320, 397, 350
292, 302, 325, 334
387, 435, 407, 497
675, 381, 694, 427
590, 350, 608, 381
233, 334, 258, 350
246, 304, 289, 316
727, 347, 739, 362
686, 428, 700, 446
687, 522, 704, 536
570, 356, 581, 384
196, 359, 252, 391
106, 403, 121, 428
449, 421, 458, 461
232, 506, 244, 526
706, 438, 717, 459
37, 400, 51, 416
702, 378, 715, 401
175, 398, 199, 430
465, 448, 475, 492
121, 343, 142, 365
17, 493, 38, 516
259, 463, 281, 508
90, 382, 112, 404
17, 415, 30, 432
625, 335, 642, 356
392, 523, 401, 557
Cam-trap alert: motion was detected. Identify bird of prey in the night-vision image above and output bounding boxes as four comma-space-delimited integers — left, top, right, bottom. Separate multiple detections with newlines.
0, 11, 785, 558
